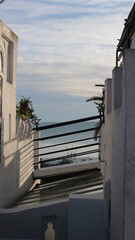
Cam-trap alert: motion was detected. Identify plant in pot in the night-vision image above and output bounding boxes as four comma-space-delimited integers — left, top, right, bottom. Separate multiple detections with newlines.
16, 96, 37, 121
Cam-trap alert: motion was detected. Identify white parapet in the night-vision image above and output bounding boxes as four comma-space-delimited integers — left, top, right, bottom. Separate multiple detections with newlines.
33, 160, 101, 179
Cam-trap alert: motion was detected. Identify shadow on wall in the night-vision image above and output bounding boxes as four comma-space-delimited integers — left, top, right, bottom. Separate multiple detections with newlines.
0, 117, 36, 208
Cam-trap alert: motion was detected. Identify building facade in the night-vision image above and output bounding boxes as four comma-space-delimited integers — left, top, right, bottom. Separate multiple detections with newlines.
0, 20, 37, 208
100, 3, 135, 240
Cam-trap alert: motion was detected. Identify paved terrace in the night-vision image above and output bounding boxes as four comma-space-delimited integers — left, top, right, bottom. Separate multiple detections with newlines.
13, 165, 103, 208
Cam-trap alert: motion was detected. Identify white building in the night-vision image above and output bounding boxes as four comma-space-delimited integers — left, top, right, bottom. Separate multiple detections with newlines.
1, 3, 135, 240
100, 3, 135, 240
0, 21, 103, 240
0, 20, 37, 208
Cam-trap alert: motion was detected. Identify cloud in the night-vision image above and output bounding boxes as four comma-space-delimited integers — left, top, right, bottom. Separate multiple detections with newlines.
1, 0, 133, 23
0, 0, 134, 121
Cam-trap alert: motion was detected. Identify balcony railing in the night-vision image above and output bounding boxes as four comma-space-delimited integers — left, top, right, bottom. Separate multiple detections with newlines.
33, 115, 102, 168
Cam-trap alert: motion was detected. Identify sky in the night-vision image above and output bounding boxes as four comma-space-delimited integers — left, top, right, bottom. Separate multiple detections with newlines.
0, 0, 134, 122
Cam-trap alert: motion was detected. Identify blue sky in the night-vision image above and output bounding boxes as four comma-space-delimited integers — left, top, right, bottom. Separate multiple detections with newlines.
0, 0, 134, 122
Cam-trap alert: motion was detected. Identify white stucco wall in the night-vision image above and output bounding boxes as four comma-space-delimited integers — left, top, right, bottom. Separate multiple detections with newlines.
33, 160, 101, 179
0, 21, 37, 208
68, 193, 104, 240
109, 68, 125, 240
100, 70, 125, 240
0, 20, 18, 143
101, 49, 135, 240
0, 199, 69, 240
101, 70, 125, 240
0, 118, 35, 207
122, 49, 135, 240
130, 32, 135, 49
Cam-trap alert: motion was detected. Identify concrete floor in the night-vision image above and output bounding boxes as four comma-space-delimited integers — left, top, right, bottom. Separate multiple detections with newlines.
13, 168, 103, 208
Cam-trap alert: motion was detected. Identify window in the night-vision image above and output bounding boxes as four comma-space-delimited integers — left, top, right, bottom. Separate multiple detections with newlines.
9, 114, 11, 140
3, 36, 13, 84
0, 51, 3, 73
7, 41, 13, 84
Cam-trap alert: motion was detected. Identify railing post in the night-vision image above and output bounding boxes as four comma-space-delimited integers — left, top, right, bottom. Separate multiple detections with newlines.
34, 130, 41, 169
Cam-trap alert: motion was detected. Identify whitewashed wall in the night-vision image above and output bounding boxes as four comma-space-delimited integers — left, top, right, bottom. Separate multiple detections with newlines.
0, 199, 69, 240
100, 70, 125, 240
101, 49, 135, 240
0, 118, 36, 207
68, 193, 104, 240
0, 21, 37, 208
122, 49, 135, 240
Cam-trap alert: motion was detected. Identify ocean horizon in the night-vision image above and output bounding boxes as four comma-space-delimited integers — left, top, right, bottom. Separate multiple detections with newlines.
38, 121, 99, 166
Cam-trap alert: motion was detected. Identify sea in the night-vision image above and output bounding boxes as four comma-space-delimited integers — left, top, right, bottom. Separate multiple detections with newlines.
38, 121, 99, 166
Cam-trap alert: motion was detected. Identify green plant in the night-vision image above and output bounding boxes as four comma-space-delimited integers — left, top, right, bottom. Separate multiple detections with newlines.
86, 84, 105, 117
86, 84, 105, 140
60, 151, 74, 165
16, 96, 37, 121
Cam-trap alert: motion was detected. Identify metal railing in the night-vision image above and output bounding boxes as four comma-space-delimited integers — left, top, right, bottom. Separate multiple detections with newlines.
116, 3, 135, 67
33, 115, 102, 168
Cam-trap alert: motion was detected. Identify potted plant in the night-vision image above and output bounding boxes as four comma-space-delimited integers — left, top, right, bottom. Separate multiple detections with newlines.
16, 96, 37, 121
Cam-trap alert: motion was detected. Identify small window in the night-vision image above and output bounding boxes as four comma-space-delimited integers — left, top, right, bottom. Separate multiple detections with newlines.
0, 51, 3, 73
7, 41, 13, 84
3, 36, 13, 84
9, 114, 11, 140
